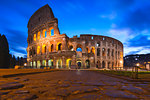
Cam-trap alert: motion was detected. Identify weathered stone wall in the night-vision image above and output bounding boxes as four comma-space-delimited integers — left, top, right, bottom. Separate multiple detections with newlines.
27, 5, 123, 69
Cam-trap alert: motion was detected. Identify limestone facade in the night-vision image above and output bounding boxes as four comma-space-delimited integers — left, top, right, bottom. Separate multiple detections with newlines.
27, 5, 123, 69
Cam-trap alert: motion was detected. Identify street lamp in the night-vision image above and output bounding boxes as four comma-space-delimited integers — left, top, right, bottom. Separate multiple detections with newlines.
24, 63, 27, 66
120, 60, 123, 64
136, 63, 140, 67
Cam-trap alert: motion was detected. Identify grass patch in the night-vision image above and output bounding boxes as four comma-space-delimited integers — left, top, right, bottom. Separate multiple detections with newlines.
95, 70, 150, 79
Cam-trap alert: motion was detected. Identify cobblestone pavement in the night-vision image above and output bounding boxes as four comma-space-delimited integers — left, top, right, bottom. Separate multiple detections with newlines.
0, 70, 150, 100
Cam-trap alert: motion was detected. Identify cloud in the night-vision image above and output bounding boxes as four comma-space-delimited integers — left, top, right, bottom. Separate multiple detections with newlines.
4, 29, 27, 56
100, 12, 117, 20
108, 28, 132, 43
128, 34, 150, 47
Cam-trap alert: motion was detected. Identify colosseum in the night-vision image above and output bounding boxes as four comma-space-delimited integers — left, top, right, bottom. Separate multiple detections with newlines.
27, 4, 123, 69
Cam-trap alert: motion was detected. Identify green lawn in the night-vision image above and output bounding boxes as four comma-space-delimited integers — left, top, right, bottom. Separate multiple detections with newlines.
95, 70, 150, 79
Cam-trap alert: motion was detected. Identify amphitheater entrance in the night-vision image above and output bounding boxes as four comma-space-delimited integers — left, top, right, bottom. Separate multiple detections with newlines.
56, 59, 62, 69
102, 61, 105, 68
66, 59, 71, 69
77, 60, 82, 69
85, 60, 90, 69
48, 59, 53, 68
37, 61, 41, 69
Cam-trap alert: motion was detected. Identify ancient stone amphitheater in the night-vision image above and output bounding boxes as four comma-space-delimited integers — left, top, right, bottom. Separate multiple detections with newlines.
27, 4, 123, 69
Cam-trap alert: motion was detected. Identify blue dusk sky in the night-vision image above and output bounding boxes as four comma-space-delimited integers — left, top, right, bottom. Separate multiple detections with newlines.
0, 0, 150, 57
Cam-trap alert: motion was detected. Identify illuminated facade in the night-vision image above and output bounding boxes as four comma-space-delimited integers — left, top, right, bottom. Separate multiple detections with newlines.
27, 4, 123, 69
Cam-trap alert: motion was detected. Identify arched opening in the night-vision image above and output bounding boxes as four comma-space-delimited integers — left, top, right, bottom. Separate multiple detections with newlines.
107, 49, 110, 56
37, 32, 41, 40
97, 42, 100, 47
37, 46, 40, 54
37, 61, 41, 69
51, 44, 54, 52
91, 47, 95, 54
33, 34, 36, 41
86, 47, 89, 53
77, 60, 82, 69
115, 51, 117, 59
102, 48, 106, 56
85, 60, 90, 69
108, 62, 110, 69
48, 59, 53, 68
33, 61, 36, 68
57, 43, 62, 51
102, 61, 105, 68
56, 59, 62, 69
112, 62, 114, 69
42, 29, 47, 38
42, 60, 46, 67
76, 44, 82, 52
118, 51, 120, 58
42, 45, 46, 54
30, 62, 32, 67
49, 27, 54, 36
97, 60, 101, 68
66, 59, 71, 69
112, 49, 114, 57
97, 48, 100, 56
69, 45, 73, 51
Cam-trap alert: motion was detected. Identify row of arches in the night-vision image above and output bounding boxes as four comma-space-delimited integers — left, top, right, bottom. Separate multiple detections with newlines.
96, 61, 120, 69
30, 59, 120, 69
29, 27, 54, 44
30, 58, 72, 69
68, 44, 121, 58
29, 43, 62, 56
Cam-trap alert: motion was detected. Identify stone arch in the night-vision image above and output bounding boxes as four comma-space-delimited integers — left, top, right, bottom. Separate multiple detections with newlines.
85, 60, 90, 68
57, 42, 62, 51
37, 31, 41, 40
86, 47, 90, 53
42, 29, 47, 38
42, 44, 46, 53
107, 49, 110, 56
49, 27, 54, 36
66, 58, 72, 69
97, 48, 100, 56
37, 46, 40, 54
91, 47, 95, 54
48, 59, 53, 68
76, 59, 82, 69
112, 49, 114, 57
102, 61, 105, 68
51, 44, 54, 52
97, 60, 101, 68
69, 45, 73, 51
76, 44, 82, 52
112, 62, 114, 69
33, 34, 36, 41
108, 62, 110, 69
56, 59, 62, 69
102, 48, 106, 56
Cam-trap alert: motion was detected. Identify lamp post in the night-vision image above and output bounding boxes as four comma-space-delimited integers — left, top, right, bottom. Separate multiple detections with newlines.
135, 63, 139, 79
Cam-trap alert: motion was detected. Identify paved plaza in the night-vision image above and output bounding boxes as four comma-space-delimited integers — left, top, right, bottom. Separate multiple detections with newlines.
0, 70, 150, 100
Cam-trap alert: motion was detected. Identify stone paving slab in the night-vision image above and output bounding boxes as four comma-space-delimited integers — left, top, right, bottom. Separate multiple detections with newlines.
0, 70, 150, 100
0, 82, 24, 90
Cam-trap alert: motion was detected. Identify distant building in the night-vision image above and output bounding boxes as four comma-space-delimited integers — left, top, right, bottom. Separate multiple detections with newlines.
124, 54, 150, 69
27, 5, 123, 69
